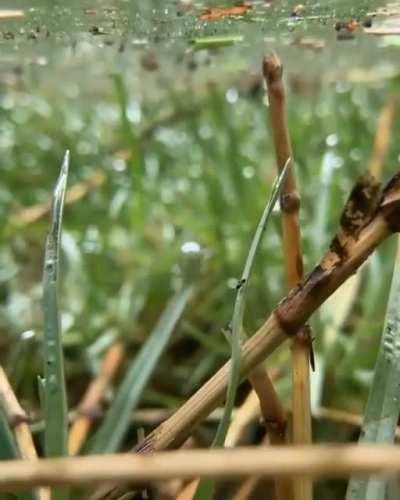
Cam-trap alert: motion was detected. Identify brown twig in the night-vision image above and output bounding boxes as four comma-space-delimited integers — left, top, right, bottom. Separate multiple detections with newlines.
99, 405, 400, 439
92, 171, 400, 499
0, 365, 36, 461
263, 53, 303, 288
68, 342, 125, 455
74, 399, 390, 500
226, 369, 289, 500
0, 365, 50, 500
225, 366, 282, 447
217, 52, 297, 500
314, 406, 386, 433
263, 52, 311, 500
248, 367, 287, 445
3, 445, 400, 491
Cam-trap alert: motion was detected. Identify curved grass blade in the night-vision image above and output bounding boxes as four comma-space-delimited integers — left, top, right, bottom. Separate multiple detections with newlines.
346, 237, 400, 500
42, 151, 69, 460
88, 254, 200, 454
194, 159, 291, 500
0, 408, 19, 461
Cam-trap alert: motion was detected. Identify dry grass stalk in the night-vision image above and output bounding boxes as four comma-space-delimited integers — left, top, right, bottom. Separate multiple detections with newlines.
211, 51, 296, 500
3, 445, 400, 491
314, 407, 398, 439
263, 52, 311, 500
68, 342, 125, 455
0, 365, 37, 461
129, 405, 400, 438
232, 475, 261, 500
290, 331, 312, 500
0, 365, 50, 500
225, 389, 260, 448
225, 367, 282, 447
248, 367, 286, 445
248, 369, 293, 500
131, 408, 226, 425
225, 369, 291, 500
0, 10, 24, 20
369, 96, 398, 179
263, 53, 304, 287
225, 370, 283, 500
93, 171, 400, 500
175, 480, 200, 500
11, 170, 106, 227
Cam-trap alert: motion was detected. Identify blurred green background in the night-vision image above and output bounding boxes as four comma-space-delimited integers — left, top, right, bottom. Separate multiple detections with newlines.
1, 1, 400, 497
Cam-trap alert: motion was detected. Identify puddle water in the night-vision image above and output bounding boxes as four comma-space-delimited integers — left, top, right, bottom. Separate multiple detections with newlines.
1, 0, 399, 98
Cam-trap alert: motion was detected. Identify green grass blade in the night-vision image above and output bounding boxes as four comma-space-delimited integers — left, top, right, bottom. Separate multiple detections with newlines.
112, 73, 142, 172
0, 407, 19, 460
88, 278, 197, 454
346, 238, 400, 500
194, 160, 291, 500
42, 150, 69, 461
0, 409, 37, 500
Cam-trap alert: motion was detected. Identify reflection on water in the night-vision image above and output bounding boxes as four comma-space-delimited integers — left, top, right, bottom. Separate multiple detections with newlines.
0, 0, 395, 98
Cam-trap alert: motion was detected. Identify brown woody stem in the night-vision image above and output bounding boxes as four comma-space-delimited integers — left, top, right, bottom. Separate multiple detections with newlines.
92, 172, 400, 500
263, 51, 310, 500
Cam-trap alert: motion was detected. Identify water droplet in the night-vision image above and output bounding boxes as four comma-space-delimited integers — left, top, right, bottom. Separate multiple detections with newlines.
225, 87, 238, 104
181, 241, 201, 255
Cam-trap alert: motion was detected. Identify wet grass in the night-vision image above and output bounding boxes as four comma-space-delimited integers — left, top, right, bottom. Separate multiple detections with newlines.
1, 9, 400, 495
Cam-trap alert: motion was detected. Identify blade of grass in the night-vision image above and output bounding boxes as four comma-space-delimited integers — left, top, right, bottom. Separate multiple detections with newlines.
88, 253, 200, 454
346, 237, 400, 500
193, 161, 290, 500
112, 73, 141, 172
42, 151, 69, 462
112, 73, 145, 229
217, 159, 291, 447
0, 407, 19, 460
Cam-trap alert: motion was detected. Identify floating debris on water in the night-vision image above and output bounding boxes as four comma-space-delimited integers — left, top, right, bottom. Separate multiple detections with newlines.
291, 36, 325, 51
190, 35, 244, 50
364, 16, 400, 35
84, 8, 98, 16
89, 25, 107, 36
141, 51, 160, 71
198, 3, 252, 21
291, 4, 306, 17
